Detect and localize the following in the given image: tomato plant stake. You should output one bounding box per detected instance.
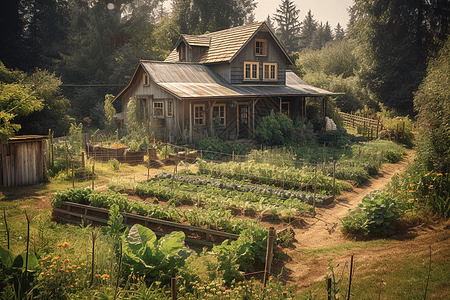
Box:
[347,255,354,300]
[313,166,317,217]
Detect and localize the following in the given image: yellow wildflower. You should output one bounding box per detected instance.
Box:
[436,173,443,176]
[62,242,69,247]
[408,199,414,202]
[409,190,414,193]
[410,184,416,187]
[429,185,434,189]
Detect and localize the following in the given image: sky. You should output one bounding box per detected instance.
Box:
[254,0,354,30]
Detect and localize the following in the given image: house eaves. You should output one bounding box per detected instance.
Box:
[136,61,338,100]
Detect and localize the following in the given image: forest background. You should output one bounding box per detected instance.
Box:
[1,0,450,171]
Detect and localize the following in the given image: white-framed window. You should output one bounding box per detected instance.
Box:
[263,63,277,81]
[167,100,173,117]
[154,102,164,117]
[213,104,226,125]
[244,61,259,80]
[143,73,149,86]
[255,39,267,56]
[194,104,205,125]
[281,101,290,117]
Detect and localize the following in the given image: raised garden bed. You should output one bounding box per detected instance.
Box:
[87,144,145,164]
[52,201,239,247]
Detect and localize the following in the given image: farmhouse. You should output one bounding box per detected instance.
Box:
[114,21,336,143]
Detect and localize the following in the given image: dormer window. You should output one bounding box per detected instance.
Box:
[255,39,267,56]
[244,61,259,80]
[143,73,149,86]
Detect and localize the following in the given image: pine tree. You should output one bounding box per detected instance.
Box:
[273,0,302,53]
[265,15,275,32]
[334,23,345,41]
[299,9,317,49]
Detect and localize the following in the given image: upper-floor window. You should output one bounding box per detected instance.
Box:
[213,104,226,125]
[263,63,277,81]
[244,62,259,80]
[154,102,164,117]
[255,39,267,56]
[194,104,205,125]
[143,73,149,86]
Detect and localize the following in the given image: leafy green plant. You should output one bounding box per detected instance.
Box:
[121,225,192,284]
[0,246,39,298]
[341,190,399,236]
[256,110,295,146]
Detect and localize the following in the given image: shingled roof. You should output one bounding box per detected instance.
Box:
[165,22,293,65]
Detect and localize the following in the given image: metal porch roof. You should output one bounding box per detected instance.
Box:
[141,61,337,100]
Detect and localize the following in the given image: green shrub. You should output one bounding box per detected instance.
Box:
[256,111,295,146]
[341,190,399,236]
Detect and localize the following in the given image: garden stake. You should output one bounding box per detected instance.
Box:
[263,227,276,289]
[347,255,354,300]
[171,277,177,300]
[423,245,432,300]
[92,165,95,190]
[89,231,97,288]
[3,209,9,249]
[377,270,383,300]
[24,210,31,274]
[114,241,123,300]
[326,277,332,300]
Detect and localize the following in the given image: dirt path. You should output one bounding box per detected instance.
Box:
[278,149,432,288]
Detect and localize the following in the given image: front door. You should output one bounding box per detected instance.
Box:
[238,104,249,139]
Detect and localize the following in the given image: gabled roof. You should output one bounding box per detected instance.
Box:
[165,22,293,65]
[113,61,337,102]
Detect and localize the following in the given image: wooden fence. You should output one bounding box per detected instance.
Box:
[337,112,382,140]
[52,201,239,247]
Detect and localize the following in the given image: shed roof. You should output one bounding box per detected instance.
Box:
[134,61,337,100]
[165,22,293,65]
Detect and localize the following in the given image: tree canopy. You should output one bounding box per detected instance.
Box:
[349,0,450,115]
[414,35,450,172]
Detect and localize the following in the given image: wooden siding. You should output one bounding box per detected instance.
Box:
[120,67,182,140]
[0,137,47,187]
[230,31,290,85]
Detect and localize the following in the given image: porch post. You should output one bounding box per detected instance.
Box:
[252,99,255,139]
[189,102,193,143]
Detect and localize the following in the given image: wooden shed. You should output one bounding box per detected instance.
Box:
[0,135,48,187]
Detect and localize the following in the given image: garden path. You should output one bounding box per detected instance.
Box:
[276,150,450,291]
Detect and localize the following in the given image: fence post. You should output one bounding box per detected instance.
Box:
[147,148,150,180]
[72,161,75,187]
[313,166,317,217]
[92,165,95,190]
[263,227,276,288]
[82,152,86,177]
[333,160,336,200]
[376,120,380,139]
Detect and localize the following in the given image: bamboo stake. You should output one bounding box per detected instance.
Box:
[423,245,432,300]
[327,277,332,300]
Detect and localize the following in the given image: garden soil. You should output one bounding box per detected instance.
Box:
[2,150,450,293]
